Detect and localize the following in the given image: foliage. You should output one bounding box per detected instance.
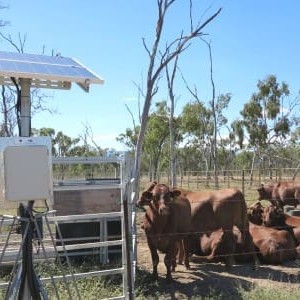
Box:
[116,126,140,151]
[239,74,295,151]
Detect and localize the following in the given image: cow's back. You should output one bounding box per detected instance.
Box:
[274,182,300,207]
[187,188,248,232]
[285,214,300,227]
[210,189,248,228]
[249,222,297,264]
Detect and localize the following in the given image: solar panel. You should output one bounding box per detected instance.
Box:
[0,51,104,92]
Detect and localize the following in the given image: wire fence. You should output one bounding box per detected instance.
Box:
[1,166,300,297]
[142,167,300,205]
[0,211,129,299]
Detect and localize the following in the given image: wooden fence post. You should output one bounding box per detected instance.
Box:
[242,169,245,195]
[227,172,230,188]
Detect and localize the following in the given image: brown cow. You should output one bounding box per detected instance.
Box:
[137,182,191,282]
[195,202,300,266]
[190,226,260,265]
[285,214,300,243]
[284,213,300,227]
[175,186,260,267]
[248,202,300,263]
[262,205,300,245]
[190,228,237,265]
[257,182,300,208]
[247,201,264,225]
[249,222,298,264]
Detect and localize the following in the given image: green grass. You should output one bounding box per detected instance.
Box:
[0,261,124,299]
[238,285,300,300]
[1,260,300,299]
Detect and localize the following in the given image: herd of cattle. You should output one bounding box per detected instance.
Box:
[137,181,300,282]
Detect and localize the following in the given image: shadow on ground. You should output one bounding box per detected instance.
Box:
[135,260,300,299]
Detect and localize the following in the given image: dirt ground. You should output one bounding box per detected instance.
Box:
[135,211,300,299]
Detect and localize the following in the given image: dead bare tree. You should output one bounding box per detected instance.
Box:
[79,122,104,155]
[166,52,179,187]
[132,0,222,196]
[0,32,57,136]
[202,38,218,189]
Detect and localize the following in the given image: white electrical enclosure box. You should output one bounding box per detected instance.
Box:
[0,137,53,206]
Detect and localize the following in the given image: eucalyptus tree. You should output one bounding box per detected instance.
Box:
[35,127,82,157]
[180,93,230,178]
[117,100,182,179]
[181,100,212,173]
[143,101,170,180]
[116,127,139,152]
[34,127,56,154]
[53,131,80,157]
[236,74,299,180]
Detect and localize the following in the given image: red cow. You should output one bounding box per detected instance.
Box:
[257,182,300,208]
[249,222,298,264]
[188,188,258,266]
[190,228,237,265]
[137,182,191,282]
[248,202,300,263]
[284,213,300,227]
[190,225,264,265]
[285,214,300,243]
[175,187,260,267]
[262,205,300,245]
[247,201,264,225]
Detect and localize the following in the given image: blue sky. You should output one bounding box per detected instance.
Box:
[1,1,300,150]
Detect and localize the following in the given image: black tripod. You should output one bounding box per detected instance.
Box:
[6,201,47,300]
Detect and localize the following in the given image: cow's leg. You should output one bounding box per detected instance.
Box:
[221,228,236,267]
[172,240,185,272]
[223,230,236,267]
[147,237,159,279]
[243,229,260,269]
[182,237,190,270]
[177,240,184,265]
[240,218,260,269]
[164,241,178,282]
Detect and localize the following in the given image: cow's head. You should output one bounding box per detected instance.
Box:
[262,205,285,227]
[137,181,158,207]
[257,183,273,200]
[247,201,264,225]
[137,182,181,216]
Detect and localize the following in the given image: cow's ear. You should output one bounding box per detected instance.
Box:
[172,189,182,198]
[145,181,157,192]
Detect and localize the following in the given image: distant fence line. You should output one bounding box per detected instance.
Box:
[141,168,300,204]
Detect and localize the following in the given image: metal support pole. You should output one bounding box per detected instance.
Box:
[123,193,134,300]
[20,78,31,137]
[17,78,45,299]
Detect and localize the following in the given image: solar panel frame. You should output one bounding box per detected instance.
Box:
[0,51,104,92]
